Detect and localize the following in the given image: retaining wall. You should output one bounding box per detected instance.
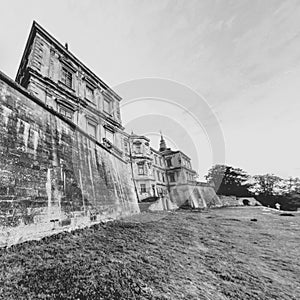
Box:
[0,72,139,246]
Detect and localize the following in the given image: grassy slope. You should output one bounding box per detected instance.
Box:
[0,207,299,299]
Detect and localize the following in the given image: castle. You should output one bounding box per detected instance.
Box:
[0,22,219,246]
[126,133,219,210]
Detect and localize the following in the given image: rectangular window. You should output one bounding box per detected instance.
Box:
[169,173,175,182]
[140,184,146,193]
[166,158,172,167]
[104,99,111,113]
[61,67,73,88]
[85,84,94,102]
[135,144,141,153]
[157,171,160,181]
[105,129,114,144]
[159,157,162,166]
[33,59,42,71]
[124,140,129,153]
[154,155,157,164]
[162,173,165,182]
[87,122,97,138]
[138,164,145,175]
[59,106,73,120]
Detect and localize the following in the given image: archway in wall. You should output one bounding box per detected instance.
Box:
[242,199,250,206]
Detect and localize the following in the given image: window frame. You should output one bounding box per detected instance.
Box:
[135,144,142,154]
[104,128,114,144]
[140,184,146,193]
[87,121,97,139]
[85,83,95,103]
[138,164,145,175]
[157,171,161,182]
[61,66,73,89]
[166,158,172,167]
[169,173,175,182]
[59,106,73,120]
[103,98,112,114]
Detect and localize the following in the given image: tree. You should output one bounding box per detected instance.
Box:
[250,174,282,196]
[281,177,300,195]
[205,164,251,196]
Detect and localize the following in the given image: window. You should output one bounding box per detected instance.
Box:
[138,164,145,175]
[154,155,157,164]
[140,184,146,193]
[104,98,111,113]
[85,84,94,102]
[105,129,114,144]
[124,140,129,153]
[135,144,141,153]
[157,171,161,182]
[169,173,175,182]
[33,60,42,71]
[159,157,162,166]
[162,173,165,182]
[61,67,73,88]
[59,106,73,120]
[166,158,172,167]
[87,122,97,138]
[181,158,185,166]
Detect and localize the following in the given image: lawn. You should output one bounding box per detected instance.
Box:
[0,207,299,299]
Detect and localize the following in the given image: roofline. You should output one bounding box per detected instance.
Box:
[15,21,122,101]
[150,147,161,154]
[129,134,150,142]
[162,149,191,160]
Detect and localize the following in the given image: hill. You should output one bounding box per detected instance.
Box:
[0,207,299,299]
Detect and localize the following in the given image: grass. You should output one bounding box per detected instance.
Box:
[0,207,299,299]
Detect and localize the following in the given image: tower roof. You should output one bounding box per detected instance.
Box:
[159,131,167,152]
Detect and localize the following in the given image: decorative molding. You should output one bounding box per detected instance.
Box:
[59,56,77,72]
[83,76,97,88]
[55,97,76,111]
[103,123,115,133]
[86,114,98,124]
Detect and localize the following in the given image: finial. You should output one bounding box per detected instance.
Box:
[160,130,164,139]
[159,130,167,152]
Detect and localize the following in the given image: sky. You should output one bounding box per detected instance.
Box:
[1,0,300,180]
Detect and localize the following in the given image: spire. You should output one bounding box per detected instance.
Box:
[159,131,167,152]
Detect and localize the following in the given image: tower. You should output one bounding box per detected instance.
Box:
[159,131,167,152]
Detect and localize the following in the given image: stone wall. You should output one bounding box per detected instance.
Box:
[218,195,239,207]
[0,72,139,246]
[218,196,261,207]
[237,197,261,206]
[139,197,178,212]
[170,184,222,208]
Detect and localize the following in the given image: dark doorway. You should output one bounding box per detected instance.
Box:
[242,199,250,206]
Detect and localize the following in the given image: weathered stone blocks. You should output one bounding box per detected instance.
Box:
[0,73,139,246]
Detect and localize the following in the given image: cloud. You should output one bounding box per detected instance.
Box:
[0,0,299,178]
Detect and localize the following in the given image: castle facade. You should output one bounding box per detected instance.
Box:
[0,22,220,246]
